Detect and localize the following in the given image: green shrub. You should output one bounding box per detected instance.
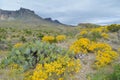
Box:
[24,29,32,35]
[107,24,120,32]
[89,31,102,41]
[37,33,44,39]
[0,41,74,71]
[77,31,102,41]
[0,28,7,41]
[20,36,26,42]
[90,64,120,80]
[108,64,120,80]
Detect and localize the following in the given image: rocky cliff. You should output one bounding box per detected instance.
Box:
[0,8,64,25]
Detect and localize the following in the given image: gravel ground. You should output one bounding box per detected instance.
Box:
[74,53,96,80]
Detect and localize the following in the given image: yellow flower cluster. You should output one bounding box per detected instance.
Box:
[88,42,112,52]
[101,33,109,39]
[24,71,32,80]
[91,28,103,33]
[88,42,118,68]
[14,42,23,48]
[80,30,87,35]
[78,26,109,40]
[70,38,118,68]
[56,35,66,42]
[91,26,108,33]
[42,36,55,43]
[9,63,20,69]
[95,50,118,68]
[31,56,81,80]
[42,35,66,43]
[70,38,90,54]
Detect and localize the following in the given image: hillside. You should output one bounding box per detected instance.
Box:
[0,8,70,28]
[0,23,120,80]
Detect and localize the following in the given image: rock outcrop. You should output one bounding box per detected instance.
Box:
[0,8,64,25]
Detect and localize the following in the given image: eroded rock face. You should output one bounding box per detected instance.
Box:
[44,18,62,24]
[0,8,66,26]
[0,8,36,20]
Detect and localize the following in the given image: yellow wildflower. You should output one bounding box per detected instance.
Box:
[42,36,55,43]
[56,35,66,42]
[14,42,23,48]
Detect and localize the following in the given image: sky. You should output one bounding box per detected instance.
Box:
[0,0,120,25]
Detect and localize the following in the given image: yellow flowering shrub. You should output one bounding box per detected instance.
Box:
[31,56,81,80]
[88,42,112,52]
[2,63,24,80]
[99,26,109,32]
[56,35,66,42]
[101,33,109,39]
[95,50,118,68]
[24,71,33,80]
[42,36,55,43]
[70,37,118,68]
[9,63,20,69]
[118,48,120,55]
[77,26,109,41]
[91,26,108,33]
[88,42,118,68]
[14,42,23,48]
[80,30,87,35]
[70,38,112,54]
[91,28,103,33]
[70,38,90,54]
[8,63,23,74]
[59,78,64,80]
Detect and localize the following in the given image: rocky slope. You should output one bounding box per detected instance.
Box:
[0,8,67,27]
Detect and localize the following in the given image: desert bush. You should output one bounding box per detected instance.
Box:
[0,41,75,71]
[88,42,112,52]
[107,24,120,32]
[56,35,66,42]
[89,31,102,41]
[0,63,24,80]
[31,56,81,80]
[70,38,118,68]
[88,42,118,68]
[101,33,109,39]
[37,33,44,39]
[42,36,55,43]
[89,68,109,80]
[108,64,120,80]
[20,36,26,42]
[95,50,118,68]
[77,27,109,41]
[90,64,120,80]
[0,41,81,80]
[70,38,90,54]
[0,28,7,41]
[24,29,32,35]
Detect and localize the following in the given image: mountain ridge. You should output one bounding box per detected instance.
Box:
[0,8,66,26]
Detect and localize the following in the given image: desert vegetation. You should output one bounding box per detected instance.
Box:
[0,24,120,80]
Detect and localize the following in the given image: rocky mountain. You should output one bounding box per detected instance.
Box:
[0,8,66,27]
[44,18,61,24]
[0,8,41,20]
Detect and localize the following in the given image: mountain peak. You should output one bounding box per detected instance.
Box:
[19,7,35,14]
[0,8,66,26]
[0,8,42,20]
[44,18,62,24]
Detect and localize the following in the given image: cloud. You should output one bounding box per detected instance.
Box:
[0,0,120,25]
